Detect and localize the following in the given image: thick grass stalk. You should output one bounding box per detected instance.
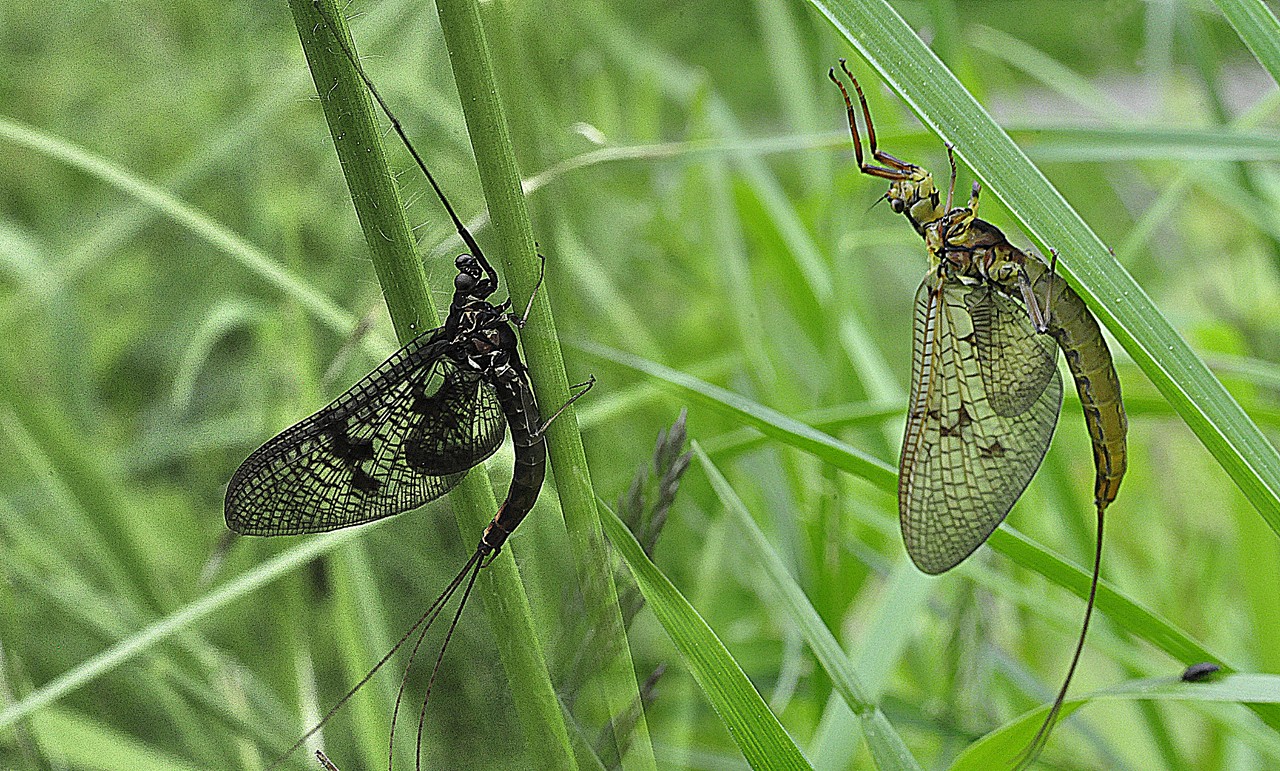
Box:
[287,2,576,766]
[431,1,657,767]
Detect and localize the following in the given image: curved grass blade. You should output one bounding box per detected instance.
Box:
[597,498,813,770]
[694,445,921,771]
[954,673,1280,769]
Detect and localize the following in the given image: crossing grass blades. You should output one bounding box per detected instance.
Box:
[224,6,591,768]
[829,60,1127,767]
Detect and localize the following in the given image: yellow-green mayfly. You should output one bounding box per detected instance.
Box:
[829,60,1126,765]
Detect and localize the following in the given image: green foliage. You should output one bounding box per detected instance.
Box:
[2,0,1279,769]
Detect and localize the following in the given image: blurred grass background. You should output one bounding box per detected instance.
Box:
[2,0,1279,769]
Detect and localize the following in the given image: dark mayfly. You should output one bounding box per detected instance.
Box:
[830,61,1126,765]
[225,7,588,768]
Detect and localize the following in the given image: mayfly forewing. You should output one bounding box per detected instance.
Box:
[226,333,506,536]
[899,278,1062,574]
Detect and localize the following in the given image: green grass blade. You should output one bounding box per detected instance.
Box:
[955,673,1280,769]
[695,444,921,771]
[288,3,576,765]
[578,341,895,488]
[806,0,1280,532]
[430,1,653,765]
[597,498,813,770]
[1213,0,1280,86]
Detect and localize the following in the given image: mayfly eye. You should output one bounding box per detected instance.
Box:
[890,198,905,213]
[455,272,477,291]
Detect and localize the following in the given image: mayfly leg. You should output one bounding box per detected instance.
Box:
[509,252,547,329]
[1015,249,1051,334]
[943,144,958,210]
[521,253,548,326]
[532,376,596,441]
[828,59,917,179]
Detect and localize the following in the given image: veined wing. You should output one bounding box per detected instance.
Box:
[898,276,1063,574]
[225,329,506,536]
[968,283,1059,416]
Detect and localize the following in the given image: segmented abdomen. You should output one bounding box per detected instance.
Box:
[1025,258,1127,509]
[481,371,546,551]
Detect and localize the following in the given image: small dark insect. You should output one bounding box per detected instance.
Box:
[829,60,1127,768]
[225,5,590,769]
[1181,662,1222,682]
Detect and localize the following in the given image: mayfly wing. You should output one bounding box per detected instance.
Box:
[968,279,1060,417]
[899,276,1063,574]
[225,330,507,536]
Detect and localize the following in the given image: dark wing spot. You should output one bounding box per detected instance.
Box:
[350,466,381,495]
[326,424,375,461]
[978,439,1007,458]
[940,404,974,438]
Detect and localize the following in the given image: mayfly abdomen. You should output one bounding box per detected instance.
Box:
[482,372,547,550]
[1025,258,1127,510]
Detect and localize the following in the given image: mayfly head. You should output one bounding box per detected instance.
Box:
[887,169,944,232]
[454,253,497,299]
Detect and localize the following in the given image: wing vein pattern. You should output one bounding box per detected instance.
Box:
[225,329,507,536]
[899,277,1063,574]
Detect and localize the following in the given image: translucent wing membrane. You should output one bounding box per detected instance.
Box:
[225,330,507,536]
[899,277,1063,574]
[968,284,1059,416]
